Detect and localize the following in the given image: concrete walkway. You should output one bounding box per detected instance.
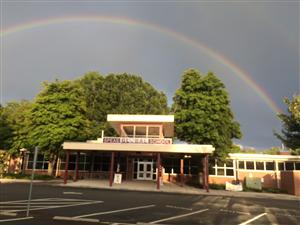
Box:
[55,179,300,201]
[1,178,299,201]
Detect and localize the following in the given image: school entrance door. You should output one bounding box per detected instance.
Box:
[137,161,153,180]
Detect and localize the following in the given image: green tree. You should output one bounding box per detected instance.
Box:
[1,100,32,155]
[275,95,300,155]
[78,72,169,138]
[172,69,242,158]
[28,80,91,175]
[0,105,13,150]
[262,147,280,155]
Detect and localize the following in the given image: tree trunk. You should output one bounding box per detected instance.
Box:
[47,154,57,176]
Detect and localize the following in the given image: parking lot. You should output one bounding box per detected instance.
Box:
[0,183,299,225]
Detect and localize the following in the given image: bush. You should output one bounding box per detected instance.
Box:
[209,183,225,190]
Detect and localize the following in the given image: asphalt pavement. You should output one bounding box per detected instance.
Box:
[0,183,299,225]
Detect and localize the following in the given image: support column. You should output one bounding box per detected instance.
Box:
[156,153,161,190]
[205,154,209,192]
[180,158,184,187]
[89,152,95,179]
[109,152,115,187]
[74,151,80,182]
[64,151,70,184]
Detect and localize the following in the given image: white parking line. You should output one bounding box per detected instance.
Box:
[4,202,90,205]
[53,216,99,223]
[238,213,267,225]
[148,208,209,224]
[165,205,192,211]
[74,204,156,218]
[219,209,250,215]
[0,216,33,223]
[7,200,103,213]
[0,198,53,204]
[0,211,17,216]
[63,192,83,195]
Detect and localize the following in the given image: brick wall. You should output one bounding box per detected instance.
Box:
[237,171,278,188]
[209,176,235,185]
[280,171,300,196]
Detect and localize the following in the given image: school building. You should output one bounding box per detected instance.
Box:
[6,114,300,196]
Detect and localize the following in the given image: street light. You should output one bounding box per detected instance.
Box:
[20,148,27,174]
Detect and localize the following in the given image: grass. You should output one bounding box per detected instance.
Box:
[243,186,287,194]
[1,173,54,180]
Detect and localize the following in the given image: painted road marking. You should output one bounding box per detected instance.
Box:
[0,216,33,223]
[53,216,99,223]
[74,204,156,218]
[0,211,17,216]
[63,192,83,195]
[7,201,103,213]
[219,209,251,215]
[165,205,192,211]
[4,202,89,205]
[0,198,53,204]
[0,198,103,214]
[238,213,267,225]
[148,208,209,224]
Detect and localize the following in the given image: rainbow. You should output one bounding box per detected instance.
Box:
[0,15,282,113]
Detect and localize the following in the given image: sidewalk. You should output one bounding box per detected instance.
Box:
[1,178,299,201]
[54,179,300,201]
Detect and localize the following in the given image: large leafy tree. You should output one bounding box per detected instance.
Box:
[1,100,32,155]
[78,72,169,138]
[275,95,300,155]
[28,80,91,175]
[0,105,13,150]
[172,69,242,158]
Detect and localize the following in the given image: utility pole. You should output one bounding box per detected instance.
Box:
[26,146,38,217]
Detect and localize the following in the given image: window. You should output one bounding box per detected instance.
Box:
[285,162,295,170]
[123,126,134,137]
[226,169,234,176]
[278,162,284,170]
[238,161,244,169]
[217,169,225,176]
[256,162,264,170]
[246,161,254,170]
[295,162,300,170]
[210,160,234,177]
[266,162,275,171]
[135,126,146,137]
[209,166,215,175]
[148,126,160,138]
[60,153,92,171]
[27,154,48,170]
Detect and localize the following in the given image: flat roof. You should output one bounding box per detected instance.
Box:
[63,142,214,154]
[107,114,174,123]
[229,153,300,161]
[107,114,174,137]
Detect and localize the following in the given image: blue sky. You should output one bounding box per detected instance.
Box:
[1,0,299,149]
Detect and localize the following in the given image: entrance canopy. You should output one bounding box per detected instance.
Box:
[63,142,214,154]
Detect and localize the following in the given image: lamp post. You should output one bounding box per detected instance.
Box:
[20,148,27,174]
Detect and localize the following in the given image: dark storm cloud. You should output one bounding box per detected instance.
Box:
[1,1,298,149]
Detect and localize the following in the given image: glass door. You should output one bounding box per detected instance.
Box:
[137,161,153,180]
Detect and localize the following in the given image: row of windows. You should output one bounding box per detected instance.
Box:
[28,153,127,172]
[209,160,300,177]
[210,160,234,177]
[238,161,300,171]
[27,154,48,170]
[122,125,161,138]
